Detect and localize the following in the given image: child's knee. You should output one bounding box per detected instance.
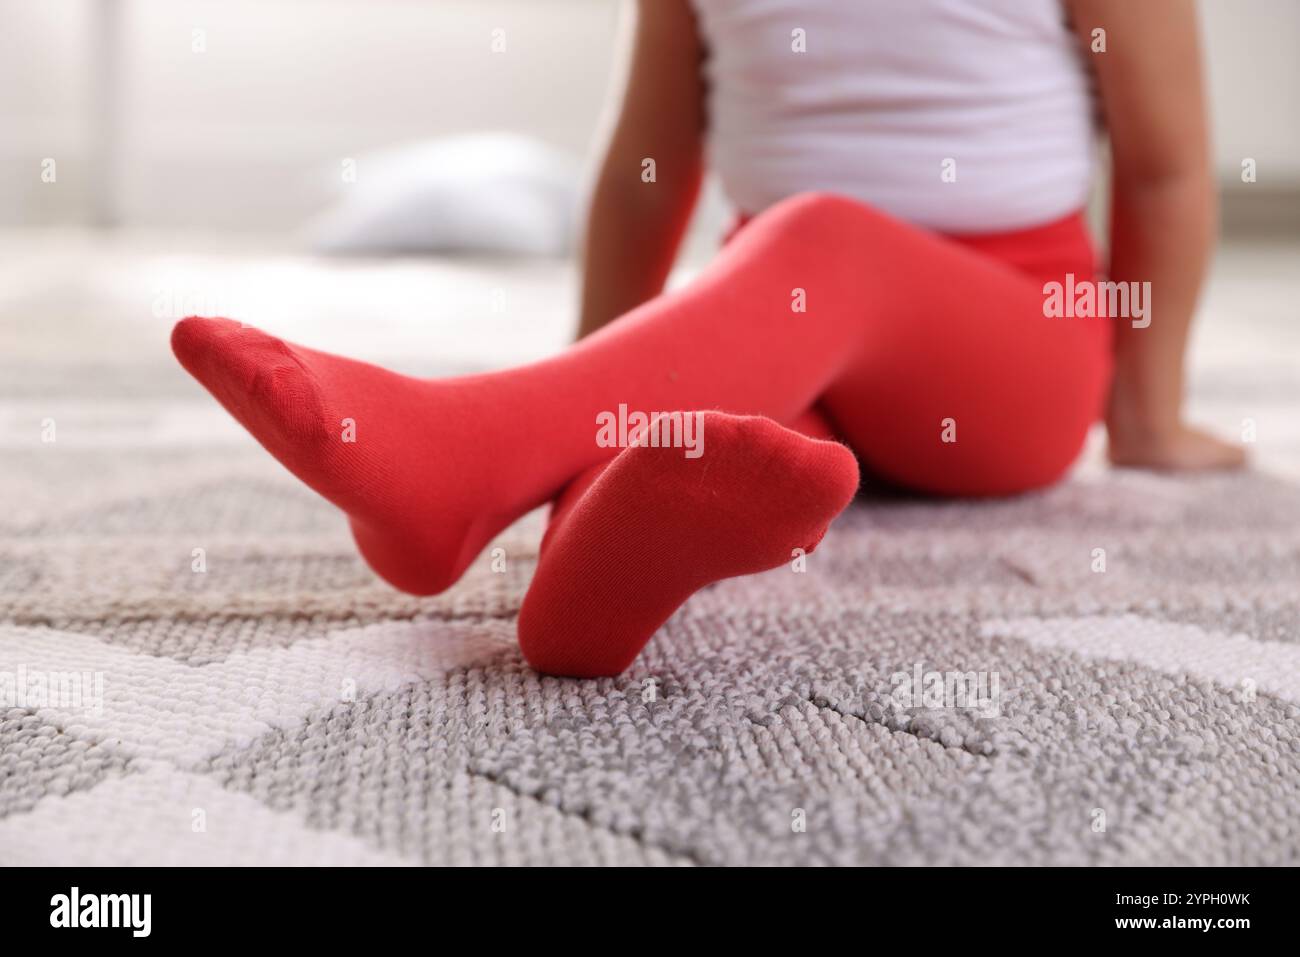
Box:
[761,190,890,241]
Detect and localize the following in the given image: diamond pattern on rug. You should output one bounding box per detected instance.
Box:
[4,247,1299,865]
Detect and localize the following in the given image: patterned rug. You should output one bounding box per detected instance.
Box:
[2,236,1298,866]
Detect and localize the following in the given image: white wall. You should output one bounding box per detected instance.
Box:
[0,0,623,228]
[1201,0,1300,190]
[0,0,96,223]
[1,0,1296,229]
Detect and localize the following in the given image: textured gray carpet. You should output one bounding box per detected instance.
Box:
[2,237,1298,865]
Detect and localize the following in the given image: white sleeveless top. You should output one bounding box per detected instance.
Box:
[691,0,1097,234]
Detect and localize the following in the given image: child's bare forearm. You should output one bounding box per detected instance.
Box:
[575,0,705,340]
[1064,0,1240,469]
[577,160,702,339]
[1105,166,1216,435]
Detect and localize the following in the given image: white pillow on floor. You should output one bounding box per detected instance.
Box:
[306,133,582,257]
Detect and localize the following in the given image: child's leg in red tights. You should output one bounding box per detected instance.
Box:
[519,409,853,677]
[172,192,1111,605]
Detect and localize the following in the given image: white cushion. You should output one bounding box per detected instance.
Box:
[306,133,582,257]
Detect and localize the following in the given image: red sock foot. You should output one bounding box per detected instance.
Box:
[171,316,533,595]
[517,413,859,677]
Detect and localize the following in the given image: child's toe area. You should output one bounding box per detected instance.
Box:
[171,316,327,452]
[170,316,243,367]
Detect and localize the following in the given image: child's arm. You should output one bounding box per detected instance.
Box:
[1067,0,1245,470]
[576,0,705,339]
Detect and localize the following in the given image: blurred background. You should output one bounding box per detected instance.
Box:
[1,0,1297,459]
[5,0,1298,236]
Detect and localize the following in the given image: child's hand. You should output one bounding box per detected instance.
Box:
[1106,421,1247,472]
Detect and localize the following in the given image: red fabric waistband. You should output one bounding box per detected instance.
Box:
[726,205,1098,284]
